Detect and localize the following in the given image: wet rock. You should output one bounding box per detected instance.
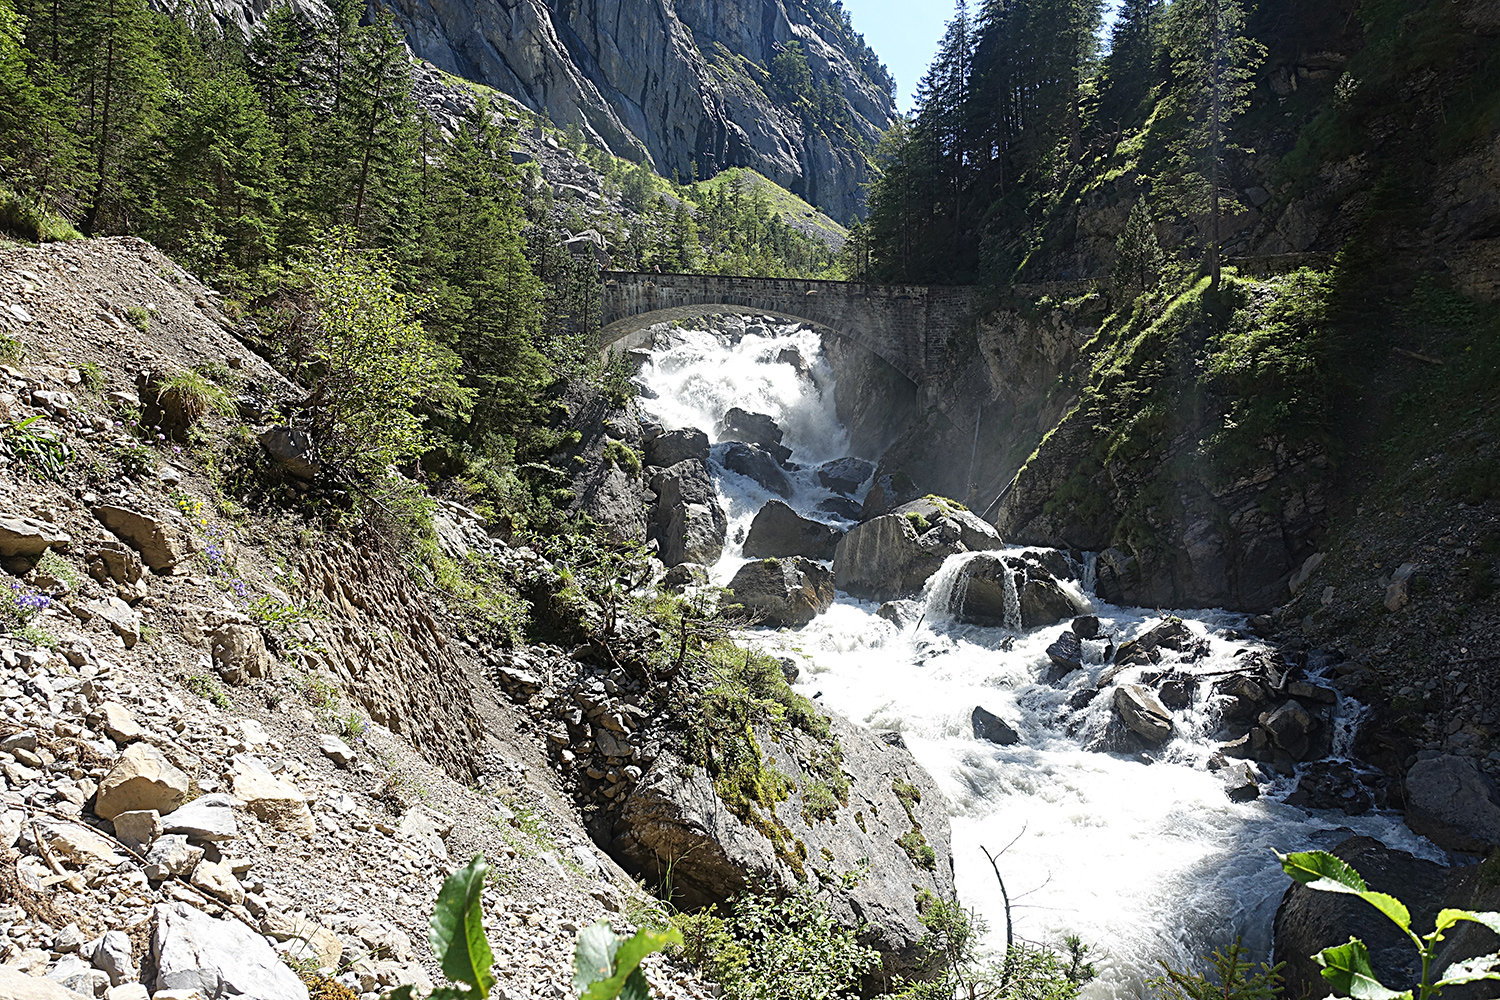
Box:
[161,794,237,842]
[1156,674,1193,709]
[95,743,191,820]
[718,408,791,463]
[1404,755,1500,853]
[834,513,960,602]
[1215,673,1271,720]
[947,551,1087,629]
[650,459,727,566]
[1114,618,1209,667]
[875,600,924,629]
[152,901,310,999]
[727,557,835,627]
[1045,631,1083,679]
[1113,684,1173,744]
[644,427,709,468]
[1284,761,1375,815]
[816,458,875,495]
[742,501,842,561]
[661,562,709,591]
[721,442,792,498]
[1260,701,1315,761]
[93,505,191,572]
[1288,680,1337,705]
[859,471,923,519]
[1220,761,1262,802]
[972,707,1020,746]
[1071,615,1101,639]
[258,426,318,481]
[816,496,864,520]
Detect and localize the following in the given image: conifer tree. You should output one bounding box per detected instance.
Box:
[1110,196,1164,302]
[1099,0,1163,130]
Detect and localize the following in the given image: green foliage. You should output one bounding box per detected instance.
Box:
[602,439,642,475]
[124,306,150,332]
[430,855,496,995]
[573,922,682,1000]
[1150,940,1281,1000]
[185,674,230,708]
[156,368,236,425]
[0,186,81,242]
[673,879,879,1000]
[1111,197,1164,302]
[1278,849,1500,999]
[897,829,937,870]
[247,594,323,652]
[904,511,932,534]
[2,416,71,481]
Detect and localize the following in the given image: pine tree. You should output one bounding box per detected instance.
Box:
[336,13,419,246]
[1110,196,1164,301]
[1099,0,1163,130]
[0,0,90,211]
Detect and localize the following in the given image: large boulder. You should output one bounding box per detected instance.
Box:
[230,755,315,838]
[95,744,191,821]
[834,497,1004,602]
[727,558,835,627]
[717,408,791,463]
[611,713,954,979]
[742,501,842,561]
[152,902,309,999]
[1113,685,1173,744]
[972,706,1020,745]
[1404,755,1500,853]
[650,459,726,567]
[209,624,270,685]
[93,505,191,572]
[258,426,318,481]
[816,458,875,495]
[720,443,792,498]
[947,550,1088,629]
[645,427,709,468]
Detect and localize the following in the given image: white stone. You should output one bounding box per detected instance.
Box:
[152,903,309,1000]
[160,794,237,842]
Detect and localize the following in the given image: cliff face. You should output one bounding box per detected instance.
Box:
[380,0,894,220]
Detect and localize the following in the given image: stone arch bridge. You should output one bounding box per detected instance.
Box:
[598,271,978,420]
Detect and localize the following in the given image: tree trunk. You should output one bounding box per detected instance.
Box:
[1208,0,1223,291]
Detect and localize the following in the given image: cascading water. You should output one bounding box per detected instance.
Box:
[633,318,1443,998]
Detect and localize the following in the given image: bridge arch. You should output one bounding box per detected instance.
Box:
[598,272,978,424]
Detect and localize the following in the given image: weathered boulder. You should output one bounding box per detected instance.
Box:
[817,496,864,520]
[727,557,835,627]
[258,426,318,481]
[0,514,70,566]
[95,744,191,821]
[230,755,315,838]
[875,600,924,629]
[661,562,709,591]
[718,408,791,463]
[742,501,842,561]
[1072,615,1101,639]
[650,459,727,567]
[91,702,144,744]
[611,712,953,978]
[644,427,709,468]
[1260,701,1315,761]
[834,497,1003,602]
[945,551,1088,630]
[0,966,92,1000]
[1404,755,1500,853]
[1113,685,1173,744]
[1283,761,1376,815]
[190,860,245,905]
[859,471,923,519]
[160,793,238,842]
[972,706,1020,745]
[1045,631,1083,678]
[1114,617,1209,667]
[209,624,270,685]
[93,505,191,572]
[720,442,792,498]
[87,541,142,586]
[152,902,310,999]
[815,458,875,495]
[88,597,142,648]
[111,810,161,854]
[144,835,204,880]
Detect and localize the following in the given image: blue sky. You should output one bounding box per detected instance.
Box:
[841,1,1122,115]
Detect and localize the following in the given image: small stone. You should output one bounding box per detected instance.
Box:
[94,743,191,820]
[971,706,1020,745]
[318,735,355,767]
[53,923,85,953]
[189,859,245,905]
[37,820,126,867]
[88,930,134,987]
[1,730,38,753]
[230,754,314,838]
[110,809,162,854]
[92,702,144,744]
[160,793,237,842]
[105,986,150,1000]
[144,834,203,880]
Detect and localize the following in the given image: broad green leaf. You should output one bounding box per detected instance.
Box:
[1278,851,1411,931]
[1315,939,1412,1000]
[1435,909,1500,935]
[576,924,684,1000]
[1437,952,1500,986]
[429,855,497,994]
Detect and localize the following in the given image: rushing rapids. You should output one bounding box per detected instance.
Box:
[632,318,1443,999]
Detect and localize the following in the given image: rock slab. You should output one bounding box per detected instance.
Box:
[152,902,310,1000]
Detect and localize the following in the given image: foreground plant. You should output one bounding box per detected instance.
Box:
[573,921,682,999]
[1278,849,1500,999]
[1150,939,1280,1000]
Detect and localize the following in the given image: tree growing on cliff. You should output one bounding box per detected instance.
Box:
[1111,196,1165,302]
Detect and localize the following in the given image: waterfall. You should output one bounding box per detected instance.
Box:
[634,318,1444,999]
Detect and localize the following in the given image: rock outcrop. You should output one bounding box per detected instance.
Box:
[717,408,791,464]
[742,501,841,561]
[1403,755,1500,853]
[833,496,1003,601]
[727,557,835,627]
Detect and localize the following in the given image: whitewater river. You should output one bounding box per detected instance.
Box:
[634,319,1442,998]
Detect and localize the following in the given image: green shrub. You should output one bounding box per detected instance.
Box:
[3,416,71,481]
[157,368,236,424]
[185,675,229,708]
[602,439,642,475]
[1151,939,1281,1000]
[904,511,931,534]
[897,829,937,870]
[0,186,81,243]
[125,306,151,332]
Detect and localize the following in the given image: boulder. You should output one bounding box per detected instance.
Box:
[0,966,93,1000]
[190,860,245,905]
[1404,755,1500,853]
[152,902,310,999]
[144,835,203,880]
[611,713,954,978]
[945,551,1087,630]
[92,702,144,744]
[742,501,842,561]
[727,558,835,627]
[92,505,190,571]
[88,541,142,586]
[209,624,270,684]
[110,810,162,854]
[160,793,237,842]
[259,426,318,481]
[661,563,709,591]
[644,427,709,468]
[815,458,875,495]
[894,498,1003,553]
[859,471,923,519]
[1071,615,1101,639]
[717,408,791,463]
[95,744,191,820]
[88,597,142,648]
[875,600,924,630]
[971,706,1020,745]
[817,496,864,520]
[318,735,355,767]
[1019,576,1090,631]
[0,514,70,563]
[1045,631,1083,678]
[36,820,127,868]
[650,459,726,567]
[1113,685,1173,744]
[1284,761,1375,815]
[721,442,792,498]
[834,499,1003,602]
[1114,617,1209,667]
[230,755,315,838]
[1260,701,1315,761]
[89,931,134,987]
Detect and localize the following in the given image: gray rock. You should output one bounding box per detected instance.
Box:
[834,506,979,602]
[1071,615,1101,639]
[1114,685,1173,744]
[612,712,952,978]
[717,409,791,463]
[1045,631,1083,678]
[144,835,203,880]
[209,624,270,684]
[815,458,875,495]
[87,597,142,648]
[0,807,22,850]
[1405,755,1500,853]
[93,505,191,571]
[1114,617,1209,667]
[817,496,865,520]
[152,902,310,999]
[259,426,318,481]
[742,501,842,561]
[661,562,709,591]
[1260,701,1315,761]
[727,557,835,627]
[90,931,134,986]
[111,809,162,854]
[0,513,71,561]
[43,956,94,995]
[947,551,1088,630]
[972,706,1020,745]
[875,600,924,630]
[0,966,93,999]
[160,794,237,842]
[644,428,709,468]
[721,443,792,499]
[318,735,355,767]
[650,459,726,567]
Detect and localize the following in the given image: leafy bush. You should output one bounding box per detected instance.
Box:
[0,185,81,243]
[574,921,682,999]
[602,439,642,475]
[1278,849,1500,998]
[3,416,71,481]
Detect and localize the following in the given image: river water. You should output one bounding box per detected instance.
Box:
[633,319,1441,998]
